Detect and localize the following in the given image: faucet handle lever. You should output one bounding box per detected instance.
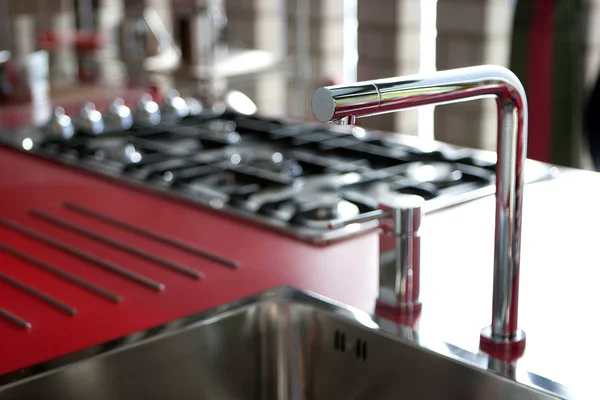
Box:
[378,194,424,236]
[328,194,425,236]
[328,209,389,230]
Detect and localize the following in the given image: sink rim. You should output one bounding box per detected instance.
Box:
[0,286,576,399]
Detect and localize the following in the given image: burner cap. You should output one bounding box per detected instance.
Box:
[291,190,360,229]
[405,162,462,185]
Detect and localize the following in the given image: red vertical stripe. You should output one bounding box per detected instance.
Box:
[526,0,555,162]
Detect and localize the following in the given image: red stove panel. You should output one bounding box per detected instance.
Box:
[0,146,379,376]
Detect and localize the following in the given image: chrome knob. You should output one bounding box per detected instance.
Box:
[162,90,190,120]
[185,97,204,116]
[106,98,133,130]
[135,93,161,125]
[44,107,75,140]
[77,102,105,135]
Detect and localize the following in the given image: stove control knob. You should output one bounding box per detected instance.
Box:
[106,98,133,130]
[162,90,190,120]
[185,97,204,116]
[135,93,161,125]
[77,102,105,135]
[44,107,75,140]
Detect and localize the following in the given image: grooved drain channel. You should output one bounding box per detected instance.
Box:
[0,202,240,331]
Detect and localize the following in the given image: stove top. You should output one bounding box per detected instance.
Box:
[0,95,556,243]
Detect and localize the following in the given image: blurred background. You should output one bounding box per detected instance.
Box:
[0,0,598,169]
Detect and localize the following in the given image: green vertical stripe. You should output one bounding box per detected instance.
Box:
[551,0,584,168]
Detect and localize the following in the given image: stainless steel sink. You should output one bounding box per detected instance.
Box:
[0,287,574,399]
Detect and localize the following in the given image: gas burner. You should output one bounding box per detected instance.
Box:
[81,137,144,165]
[404,162,463,187]
[3,106,554,243]
[290,193,361,230]
[205,119,242,144]
[226,148,304,179]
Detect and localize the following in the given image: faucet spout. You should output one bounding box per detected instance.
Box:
[312,65,528,358]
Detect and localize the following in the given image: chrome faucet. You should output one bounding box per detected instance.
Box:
[311,65,528,358]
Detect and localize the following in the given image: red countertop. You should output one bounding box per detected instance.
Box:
[0,146,379,376]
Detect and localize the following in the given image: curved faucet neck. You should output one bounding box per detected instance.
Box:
[312,65,528,356]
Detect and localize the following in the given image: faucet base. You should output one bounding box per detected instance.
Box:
[480,326,526,361]
[375,299,422,316]
[375,300,421,330]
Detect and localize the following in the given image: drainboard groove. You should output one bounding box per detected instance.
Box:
[62,201,240,269]
[30,209,204,280]
[0,272,77,316]
[0,218,165,292]
[0,242,122,303]
[0,308,31,330]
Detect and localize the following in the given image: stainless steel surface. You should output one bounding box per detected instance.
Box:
[0,217,166,292]
[312,65,527,346]
[0,287,572,399]
[0,242,122,303]
[0,272,77,316]
[330,194,424,311]
[63,201,241,269]
[30,209,203,280]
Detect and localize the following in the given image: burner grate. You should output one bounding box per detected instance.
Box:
[1,108,554,242]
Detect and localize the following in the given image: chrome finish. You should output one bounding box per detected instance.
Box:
[0,217,165,292]
[162,90,190,120]
[328,209,387,228]
[106,98,133,131]
[312,65,527,345]
[379,194,423,310]
[77,102,104,135]
[224,90,258,116]
[0,242,122,303]
[185,97,204,116]
[0,272,77,316]
[0,287,572,399]
[63,201,241,269]
[0,308,31,330]
[30,209,203,280]
[44,107,75,140]
[330,194,424,311]
[134,93,161,125]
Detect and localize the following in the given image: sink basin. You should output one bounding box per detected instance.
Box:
[0,287,573,399]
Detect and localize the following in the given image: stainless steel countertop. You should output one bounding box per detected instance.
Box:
[415,166,599,393]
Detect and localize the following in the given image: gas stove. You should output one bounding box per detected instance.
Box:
[0,95,556,243]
